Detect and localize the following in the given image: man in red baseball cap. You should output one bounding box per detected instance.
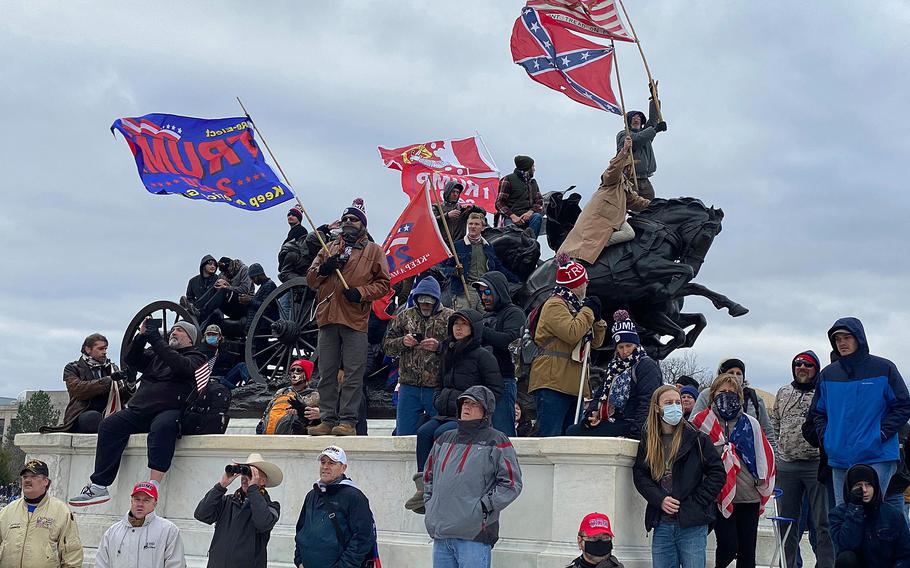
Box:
[567,512,624,568]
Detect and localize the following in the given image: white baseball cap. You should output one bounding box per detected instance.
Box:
[319,445,347,465]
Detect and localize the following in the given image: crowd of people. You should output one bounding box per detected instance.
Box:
[13,106,910,567]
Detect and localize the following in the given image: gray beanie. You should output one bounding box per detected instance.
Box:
[172,321,198,345]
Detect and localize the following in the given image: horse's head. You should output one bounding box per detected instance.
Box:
[677,205,724,277]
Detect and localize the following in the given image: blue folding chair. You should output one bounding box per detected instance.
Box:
[768,487,796,568]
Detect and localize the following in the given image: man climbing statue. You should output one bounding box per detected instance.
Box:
[615,82,667,200]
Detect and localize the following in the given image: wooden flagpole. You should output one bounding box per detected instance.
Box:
[427,178,471,299]
[236,97,348,289]
[617,0,663,122]
[610,40,640,195]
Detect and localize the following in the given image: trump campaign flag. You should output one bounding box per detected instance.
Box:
[382,182,451,285]
[511,8,621,114]
[111,113,294,211]
[378,135,500,212]
[526,0,634,41]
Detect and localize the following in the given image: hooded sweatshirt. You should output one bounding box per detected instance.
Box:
[93,511,184,568]
[615,98,660,178]
[424,385,523,547]
[435,180,487,241]
[475,271,525,378]
[383,277,454,388]
[812,317,910,469]
[829,464,910,565]
[433,310,503,419]
[186,254,218,304]
[771,350,822,462]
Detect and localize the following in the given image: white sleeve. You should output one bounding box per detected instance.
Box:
[163,525,186,568]
[93,529,112,568]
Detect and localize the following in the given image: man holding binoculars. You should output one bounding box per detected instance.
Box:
[194,453,283,568]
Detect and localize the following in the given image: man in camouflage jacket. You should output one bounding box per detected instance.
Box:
[383,276,453,436]
[771,351,834,568]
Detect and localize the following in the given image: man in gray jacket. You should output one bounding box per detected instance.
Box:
[614,85,666,200]
[424,385,523,568]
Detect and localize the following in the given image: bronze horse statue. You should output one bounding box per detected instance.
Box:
[519,196,748,361]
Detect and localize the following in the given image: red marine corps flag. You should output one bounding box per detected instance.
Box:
[382,182,451,286]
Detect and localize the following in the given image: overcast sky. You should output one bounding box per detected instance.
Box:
[2,1,908,398]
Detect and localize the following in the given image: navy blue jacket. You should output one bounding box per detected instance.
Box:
[294,477,376,568]
[442,238,518,296]
[812,317,910,468]
[829,465,910,566]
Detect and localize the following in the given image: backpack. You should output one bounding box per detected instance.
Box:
[181,380,231,435]
[509,303,544,379]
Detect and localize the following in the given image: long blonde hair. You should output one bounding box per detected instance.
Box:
[644,385,685,481]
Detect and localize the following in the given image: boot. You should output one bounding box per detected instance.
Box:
[308,422,334,436]
[331,422,356,436]
[404,473,425,514]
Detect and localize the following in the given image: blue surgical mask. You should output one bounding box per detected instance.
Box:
[205,336,219,346]
[661,403,683,426]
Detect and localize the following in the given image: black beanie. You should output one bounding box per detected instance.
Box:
[719,358,746,377]
[846,464,877,489]
[514,155,534,171]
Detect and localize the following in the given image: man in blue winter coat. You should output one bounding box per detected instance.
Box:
[294,446,377,568]
[442,213,518,311]
[812,316,910,507]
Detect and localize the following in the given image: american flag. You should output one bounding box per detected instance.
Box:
[692,408,776,518]
[526,0,634,41]
[195,354,217,393]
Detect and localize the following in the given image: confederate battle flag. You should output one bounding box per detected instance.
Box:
[511,7,621,114]
[381,181,451,286]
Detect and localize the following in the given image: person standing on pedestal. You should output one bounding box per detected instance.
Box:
[633,386,725,568]
[614,84,667,201]
[306,200,391,436]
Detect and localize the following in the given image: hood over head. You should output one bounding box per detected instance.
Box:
[447,308,483,338]
[199,254,216,276]
[411,276,442,315]
[791,350,821,381]
[827,317,869,361]
[442,180,464,204]
[473,270,512,311]
[844,463,882,508]
[457,385,496,416]
[625,110,647,129]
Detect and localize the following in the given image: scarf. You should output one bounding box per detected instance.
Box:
[692,407,776,517]
[81,355,123,417]
[602,345,645,416]
[552,286,593,345]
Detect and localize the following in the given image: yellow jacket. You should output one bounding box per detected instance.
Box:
[0,494,83,568]
[529,296,607,397]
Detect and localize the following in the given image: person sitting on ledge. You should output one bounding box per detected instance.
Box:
[567,310,661,438]
[257,359,320,435]
[41,333,133,435]
[496,154,544,237]
[557,136,650,265]
[566,512,624,568]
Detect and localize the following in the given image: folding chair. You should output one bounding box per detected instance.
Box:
[768,487,796,568]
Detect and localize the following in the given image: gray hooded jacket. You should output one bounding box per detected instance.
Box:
[424,385,523,546]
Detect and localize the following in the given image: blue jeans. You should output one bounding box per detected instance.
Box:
[534,388,577,437]
[504,212,543,237]
[651,522,708,568]
[432,538,491,568]
[492,377,517,436]
[416,419,458,472]
[396,385,437,436]
[832,461,902,508]
[219,362,249,390]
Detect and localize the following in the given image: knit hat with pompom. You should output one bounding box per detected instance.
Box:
[611,309,640,345]
[342,197,368,227]
[555,252,588,289]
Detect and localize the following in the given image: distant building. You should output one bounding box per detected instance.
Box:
[0,391,67,440]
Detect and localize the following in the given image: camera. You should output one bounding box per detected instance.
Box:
[412,333,424,343]
[145,318,162,331]
[225,464,252,477]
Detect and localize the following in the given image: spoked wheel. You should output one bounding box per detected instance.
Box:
[120,300,197,382]
[244,278,318,384]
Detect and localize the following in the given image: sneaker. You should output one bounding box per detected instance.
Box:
[308,422,334,436]
[69,484,110,507]
[331,422,357,436]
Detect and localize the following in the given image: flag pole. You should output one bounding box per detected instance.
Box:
[617,0,663,122]
[610,40,640,195]
[236,97,349,289]
[427,178,471,299]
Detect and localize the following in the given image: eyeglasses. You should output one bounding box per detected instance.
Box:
[793,361,815,368]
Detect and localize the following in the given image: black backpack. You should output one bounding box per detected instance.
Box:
[181,380,231,435]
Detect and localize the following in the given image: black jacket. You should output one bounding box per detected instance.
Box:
[187,254,218,304]
[632,424,726,531]
[597,356,661,440]
[294,476,376,568]
[124,334,207,412]
[194,483,280,568]
[566,556,624,568]
[278,225,314,283]
[434,309,503,419]
[477,271,525,379]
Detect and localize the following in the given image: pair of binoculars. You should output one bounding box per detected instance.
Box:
[225,464,252,477]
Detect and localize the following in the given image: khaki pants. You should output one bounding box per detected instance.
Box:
[607,221,635,246]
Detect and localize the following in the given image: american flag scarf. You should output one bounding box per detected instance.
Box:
[692,407,776,518]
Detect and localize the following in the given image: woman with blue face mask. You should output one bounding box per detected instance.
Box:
[632,385,726,568]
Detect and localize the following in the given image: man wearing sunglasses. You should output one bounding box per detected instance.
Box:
[771,351,834,568]
[306,199,390,437]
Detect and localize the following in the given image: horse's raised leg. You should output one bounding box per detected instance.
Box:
[676,312,708,348]
[635,309,687,361]
[680,282,748,317]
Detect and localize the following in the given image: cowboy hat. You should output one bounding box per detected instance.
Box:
[237,453,283,488]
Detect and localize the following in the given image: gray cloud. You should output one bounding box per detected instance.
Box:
[1,1,907,396]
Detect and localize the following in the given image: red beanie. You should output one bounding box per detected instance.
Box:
[290,359,314,381]
[555,252,588,289]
